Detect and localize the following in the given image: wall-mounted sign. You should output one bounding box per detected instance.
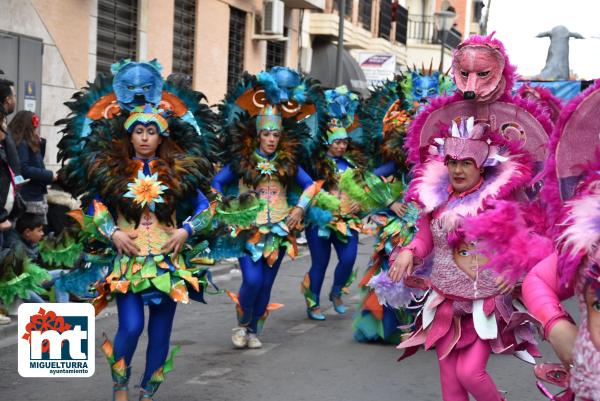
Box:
[24,80,36,99]
[357,52,396,88]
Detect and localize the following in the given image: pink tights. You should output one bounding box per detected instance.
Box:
[437,338,502,401]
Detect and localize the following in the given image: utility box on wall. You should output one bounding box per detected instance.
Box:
[0,31,43,118]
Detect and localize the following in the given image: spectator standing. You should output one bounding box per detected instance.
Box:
[0,77,22,177]
[10,111,56,224]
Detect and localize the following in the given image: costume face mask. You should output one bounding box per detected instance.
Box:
[453,241,490,280]
[452,45,505,102]
[112,60,164,111]
[411,71,440,102]
[585,286,600,351]
[585,258,600,351]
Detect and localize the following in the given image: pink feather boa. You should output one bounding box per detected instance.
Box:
[462,200,554,283]
[405,136,540,280]
[555,169,600,289]
[540,79,600,239]
[407,135,534,223]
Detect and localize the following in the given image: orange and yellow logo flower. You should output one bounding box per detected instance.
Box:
[124,171,168,211]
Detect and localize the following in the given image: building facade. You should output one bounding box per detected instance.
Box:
[0,0,486,170]
[405,0,486,71]
[0,0,320,169]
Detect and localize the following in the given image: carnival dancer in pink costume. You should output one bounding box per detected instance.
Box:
[389,116,542,401]
[386,34,556,401]
[523,79,600,401]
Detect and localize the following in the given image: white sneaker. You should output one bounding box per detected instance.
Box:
[246,333,262,349]
[296,236,307,245]
[231,327,248,349]
[0,314,11,325]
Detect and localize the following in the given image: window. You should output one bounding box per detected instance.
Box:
[266,29,287,69]
[172,0,196,77]
[332,0,353,19]
[395,4,408,44]
[378,0,392,40]
[96,0,138,76]
[227,7,246,91]
[358,0,372,31]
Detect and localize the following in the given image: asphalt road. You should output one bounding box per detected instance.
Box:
[0,237,567,401]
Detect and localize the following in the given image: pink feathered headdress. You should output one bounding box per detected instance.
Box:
[432,116,508,169]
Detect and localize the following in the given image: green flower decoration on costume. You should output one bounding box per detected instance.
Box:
[256,160,276,176]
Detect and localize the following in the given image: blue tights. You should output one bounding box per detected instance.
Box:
[113,292,177,387]
[237,249,285,333]
[305,225,359,306]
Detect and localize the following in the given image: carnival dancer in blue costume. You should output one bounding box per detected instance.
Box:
[56,60,221,401]
[214,67,321,349]
[351,68,453,343]
[299,86,370,320]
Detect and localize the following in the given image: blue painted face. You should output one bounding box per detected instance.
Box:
[112,62,164,111]
[411,71,440,103]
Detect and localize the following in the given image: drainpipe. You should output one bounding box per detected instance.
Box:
[421,0,426,42]
[335,0,346,86]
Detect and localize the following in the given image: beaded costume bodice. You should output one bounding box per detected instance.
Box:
[117,211,173,256]
[429,218,499,300]
[570,274,600,400]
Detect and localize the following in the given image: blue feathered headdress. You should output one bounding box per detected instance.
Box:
[256,66,308,105]
[325,85,359,128]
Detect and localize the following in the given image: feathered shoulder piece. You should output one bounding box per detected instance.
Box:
[540,79,600,234]
[554,166,600,289]
[406,117,534,231]
[57,59,219,197]
[357,76,408,170]
[68,112,215,226]
[217,67,319,186]
[358,66,454,172]
[516,84,562,124]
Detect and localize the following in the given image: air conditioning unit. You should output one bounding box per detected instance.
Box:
[262,0,285,35]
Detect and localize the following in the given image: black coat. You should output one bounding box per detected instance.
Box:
[0,142,24,224]
[17,138,53,202]
[0,126,21,175]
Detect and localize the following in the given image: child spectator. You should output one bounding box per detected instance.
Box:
[6,213,69,302]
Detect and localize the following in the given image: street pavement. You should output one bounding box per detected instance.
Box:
[0,237,568,401]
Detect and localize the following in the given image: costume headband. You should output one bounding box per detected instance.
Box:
[256,103,282,132]
[125,104,169,136]
[433,116,507,168]
[326,118,348,144]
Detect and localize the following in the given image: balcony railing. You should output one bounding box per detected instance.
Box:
[407,14,462,49]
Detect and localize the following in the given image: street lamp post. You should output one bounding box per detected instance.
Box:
[335,0,346,86]
[434,10,456,70]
